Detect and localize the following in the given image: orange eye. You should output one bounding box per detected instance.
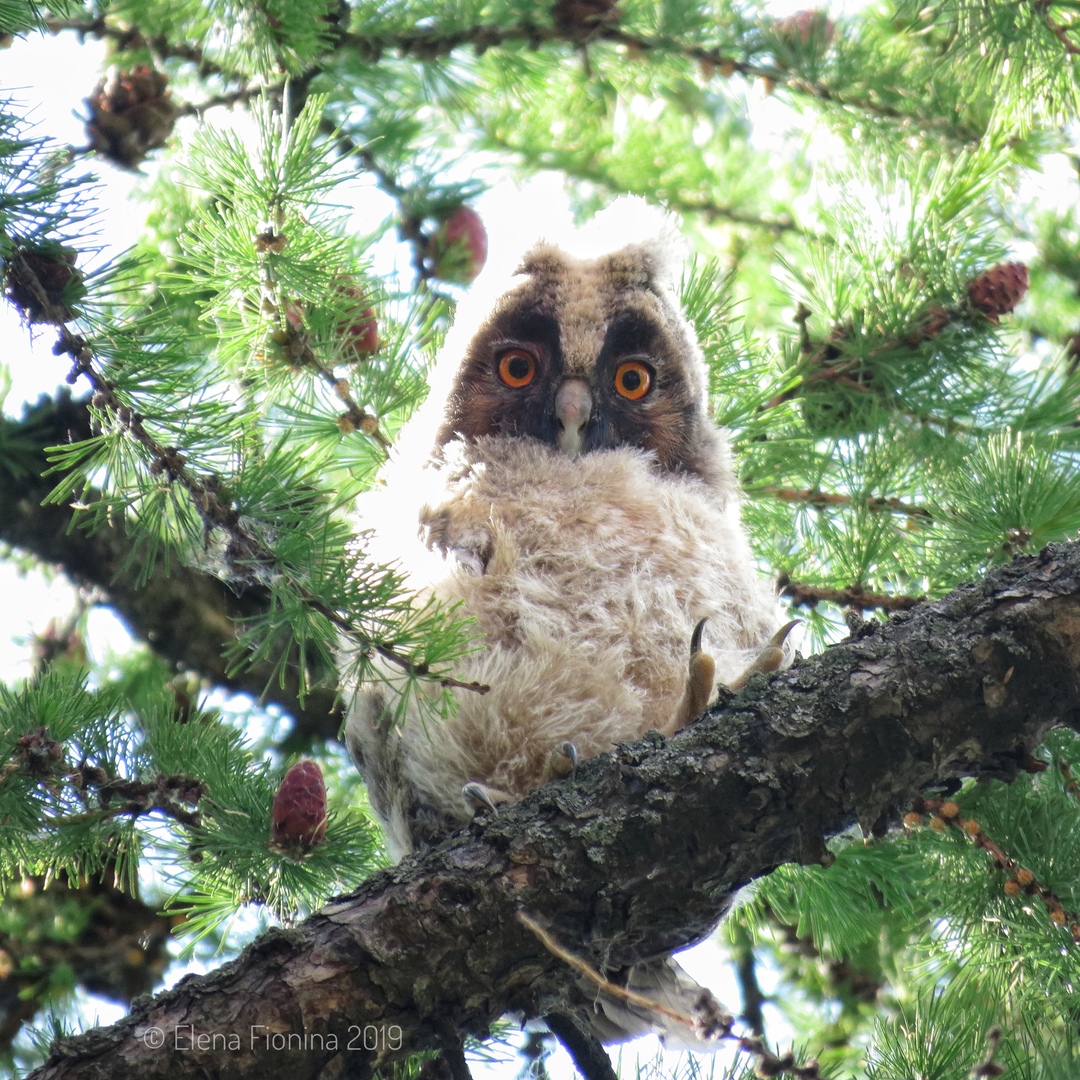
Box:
[614,360,653,400]
[497,348,536,388]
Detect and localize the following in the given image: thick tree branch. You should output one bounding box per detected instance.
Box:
[1,393,341,740]
[29,541,1080,1080]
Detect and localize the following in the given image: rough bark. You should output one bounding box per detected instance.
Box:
[0,394,341,739]
[29,541,1080,1080]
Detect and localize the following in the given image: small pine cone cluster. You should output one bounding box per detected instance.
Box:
[967,262,1029,323]
[85,65,177,170]
[4,246,83,324]
[271,760,328,855]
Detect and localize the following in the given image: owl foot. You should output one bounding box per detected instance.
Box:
[462,781,514,816]
[674,618,717,728]
[728,619,800,691]
[547,741,579,780]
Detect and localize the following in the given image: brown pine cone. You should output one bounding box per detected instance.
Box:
[85,65,177,170]
[5,246,83,324]
[270,760,328,854]
[552,0,619,37]
[966,262,1029,323]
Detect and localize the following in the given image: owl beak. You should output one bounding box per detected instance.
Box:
[555,378,592,457]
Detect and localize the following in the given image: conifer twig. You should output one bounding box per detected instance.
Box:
[516,912,707,1034]
[516,912,822,1077]
[1043,12,1080,57]
[44,16,228,78]
[10,253,486,696]
[46,15,980,143]
[2,727,205,829]
[778,576,924,613]
[475,135,801,236]
[970,1025,1005,1079]
[758,487,932,519]
[255,224,392,449]
[907,796,1080,944]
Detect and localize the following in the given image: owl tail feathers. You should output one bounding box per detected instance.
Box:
[575,956,734,1051]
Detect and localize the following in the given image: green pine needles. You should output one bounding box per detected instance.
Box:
[5,0,1080,1074]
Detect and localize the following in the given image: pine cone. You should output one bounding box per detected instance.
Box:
[552,0,619,37]
[966,262,1029,323]
[270,760,328,854]
[85,65,177,170]
[775,10,836,51]
[4,246,83,324]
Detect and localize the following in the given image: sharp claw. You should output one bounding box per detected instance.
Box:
[462,782,501,815]
[560,741,578,771]
[770,619,801,649]
[548,741,578,778]
[728,620,801,691]
[690,616,708,657]
[675,619,716,729]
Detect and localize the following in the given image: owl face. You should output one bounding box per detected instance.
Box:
[436,240,720,482]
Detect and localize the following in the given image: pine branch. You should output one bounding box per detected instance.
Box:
[176,86,269,118]
[8,247,483,697]
[908,795,1080,939]
[44,14,981,142]
[1043,10,1080,57]
[541,1013,619,1080]
[778,577,925,613]
[0,393,342,739]
[43,16,232,80]
[337,18,950,134]
[758,486,932,520]
[28,539,1080,1080]
[255,227,392,446]
[730,922,767,1038]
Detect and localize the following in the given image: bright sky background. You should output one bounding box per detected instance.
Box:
[0,6,867,1070]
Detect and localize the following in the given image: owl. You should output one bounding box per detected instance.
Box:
[342,214,791,1045]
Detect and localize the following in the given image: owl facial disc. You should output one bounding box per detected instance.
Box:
[555,378,592,456]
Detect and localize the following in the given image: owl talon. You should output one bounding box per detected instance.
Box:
[728,619,800,691]
[547,741,578,779]
[674,617,717,728]
[462,781,513,816]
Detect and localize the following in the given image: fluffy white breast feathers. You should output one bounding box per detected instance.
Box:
[341,210,789,863]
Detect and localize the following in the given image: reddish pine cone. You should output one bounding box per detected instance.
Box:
[775,10,836,50]
[967,262,1028,322]
[5,246,83,324]
[430,206,488,284]
[271,760,327,854]
[86,65,177,170]
[335,283,379,359]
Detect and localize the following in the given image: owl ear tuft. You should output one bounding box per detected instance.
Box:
[516,242,569,279]
[582,196,685,293]
[602,235,683,294]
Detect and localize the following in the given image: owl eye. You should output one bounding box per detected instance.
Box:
[614,360,653,400]
[497,348,537,388]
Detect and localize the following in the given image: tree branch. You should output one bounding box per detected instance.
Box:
[29,540,1080,1080]
[778,577,925,613]
[0,393,342,740]
[44,15,982,143]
